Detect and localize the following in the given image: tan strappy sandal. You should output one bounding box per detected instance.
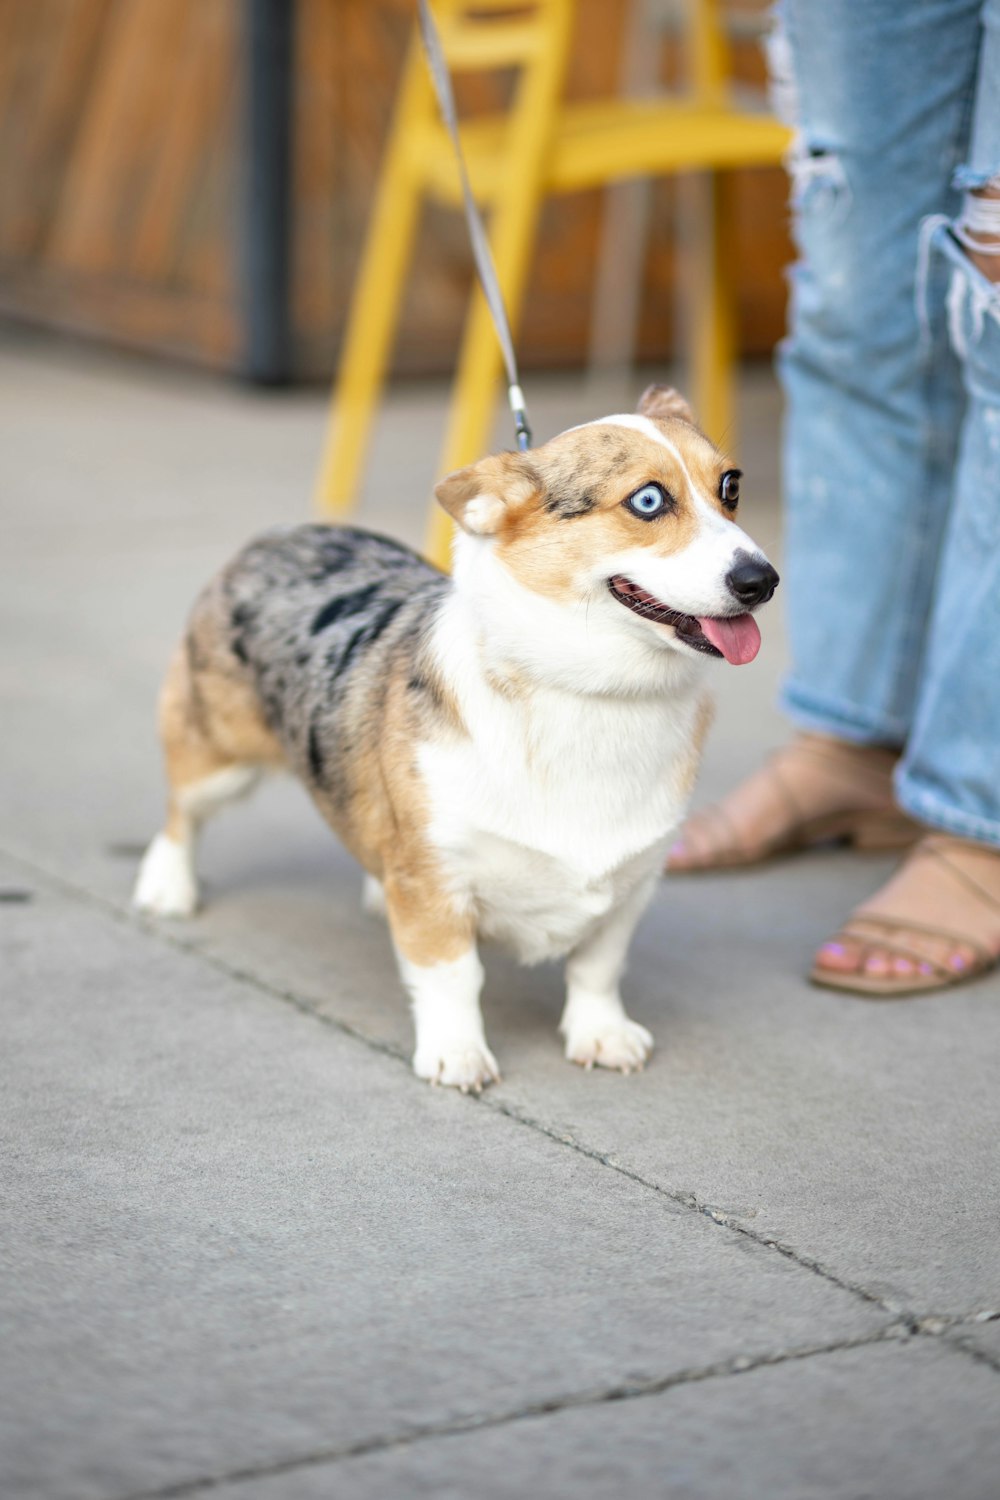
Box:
[810,835,1000,998]
[666,734,921,874]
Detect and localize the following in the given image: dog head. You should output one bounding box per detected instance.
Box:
[436,385,778,680]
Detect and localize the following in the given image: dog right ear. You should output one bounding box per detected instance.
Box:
[435,453,540,536]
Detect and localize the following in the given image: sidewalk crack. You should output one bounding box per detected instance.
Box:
[943,1330,1000,1377]
[6,842,996,1342]
[114,1324,907,1500]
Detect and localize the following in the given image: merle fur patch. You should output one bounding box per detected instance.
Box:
[307,722,325,780]
[311,585,381,636]
[544,488,597,518]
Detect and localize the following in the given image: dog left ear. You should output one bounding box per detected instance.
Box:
[638,384,696,426]
[435,453,540,536]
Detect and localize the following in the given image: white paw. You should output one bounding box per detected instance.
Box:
[132,834,199,917]
[413,1040,501,1093]
[563,1018,654,1074]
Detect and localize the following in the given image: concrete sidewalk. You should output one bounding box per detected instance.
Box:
[2,331,999,1500]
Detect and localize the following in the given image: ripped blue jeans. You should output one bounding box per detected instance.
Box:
[772,0,1000,847]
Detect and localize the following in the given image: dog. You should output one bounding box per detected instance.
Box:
[133,385,778,1090]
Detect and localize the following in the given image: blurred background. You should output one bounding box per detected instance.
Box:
[0,0,790,391]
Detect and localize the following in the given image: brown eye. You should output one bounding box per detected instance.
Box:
[720,471,741,511]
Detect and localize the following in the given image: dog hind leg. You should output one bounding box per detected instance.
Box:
[133,641,283,916]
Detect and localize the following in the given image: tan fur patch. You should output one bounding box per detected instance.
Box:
[410,653,467,739]
[310,658,473,967]
[158,638,285,839]
[382,863,475,967]
[435,454,538,536]
[485,664,531,701]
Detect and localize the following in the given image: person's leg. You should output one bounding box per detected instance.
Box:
[815,1,1000,991]
[896,1,1000,847]
[776,0,977,741]
[669,0,980,873]
[667,733,917,872]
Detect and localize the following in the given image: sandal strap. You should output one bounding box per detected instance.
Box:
[772,736,899,799]
[764,735,899,829]
[760,755,807,828]
[842,911,993,969]
[918,836,1000,919]
[837,919,959,978]
[708,737,881,850]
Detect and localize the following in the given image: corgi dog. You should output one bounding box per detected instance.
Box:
[134,386,778,1090]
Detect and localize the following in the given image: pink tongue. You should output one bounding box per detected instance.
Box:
[696,613,761,665]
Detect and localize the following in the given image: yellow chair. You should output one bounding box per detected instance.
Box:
[314,0,790,567]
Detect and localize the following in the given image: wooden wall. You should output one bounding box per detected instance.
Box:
[0,0,242,365]
[0,0,792,378]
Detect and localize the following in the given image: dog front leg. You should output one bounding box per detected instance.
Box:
[383,875,498,1092]
[560,878,656,1073]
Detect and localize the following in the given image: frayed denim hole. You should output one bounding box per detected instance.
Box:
[951,186,1000,260]
[953,164,1000,194]
[940,244,1000,357]
[913,217,1000,355]
[764,9,850,224]
[788,146,850,222]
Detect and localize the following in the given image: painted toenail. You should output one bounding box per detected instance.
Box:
[919,962,934,975]
[893,958,914,975]
[820,942,846,957]
[669,841,686,859]
[950,954,967,971]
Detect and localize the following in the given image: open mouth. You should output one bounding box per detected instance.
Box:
[608,575,761,665]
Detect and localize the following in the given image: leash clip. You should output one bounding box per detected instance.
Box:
[508,383,532,452]
[418,0,533,455]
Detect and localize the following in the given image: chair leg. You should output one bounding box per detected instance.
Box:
[689,169,737,450]
[313,45,431,516]
[425,0,574,569]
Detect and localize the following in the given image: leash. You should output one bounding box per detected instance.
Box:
[416,0,533,452]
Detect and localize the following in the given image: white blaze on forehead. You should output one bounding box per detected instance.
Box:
[564,413,701,502]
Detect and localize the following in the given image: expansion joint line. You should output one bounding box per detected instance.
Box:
[117,1325,908,1500]
[3,839,1000,1434]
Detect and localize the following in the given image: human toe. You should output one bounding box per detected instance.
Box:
[814,937,866,974]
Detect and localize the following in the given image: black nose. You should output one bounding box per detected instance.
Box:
[726,557,780,609]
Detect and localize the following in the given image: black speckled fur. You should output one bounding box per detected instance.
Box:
[210,525,448,800]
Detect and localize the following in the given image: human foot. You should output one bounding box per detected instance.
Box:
[811,835,1000,997]
[666,734,919,873]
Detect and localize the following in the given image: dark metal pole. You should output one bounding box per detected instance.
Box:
[244,0,294,383]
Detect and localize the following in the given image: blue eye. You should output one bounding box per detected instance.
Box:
[625,482,669,519]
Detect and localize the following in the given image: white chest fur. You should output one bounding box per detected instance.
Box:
[419,632,705,963]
